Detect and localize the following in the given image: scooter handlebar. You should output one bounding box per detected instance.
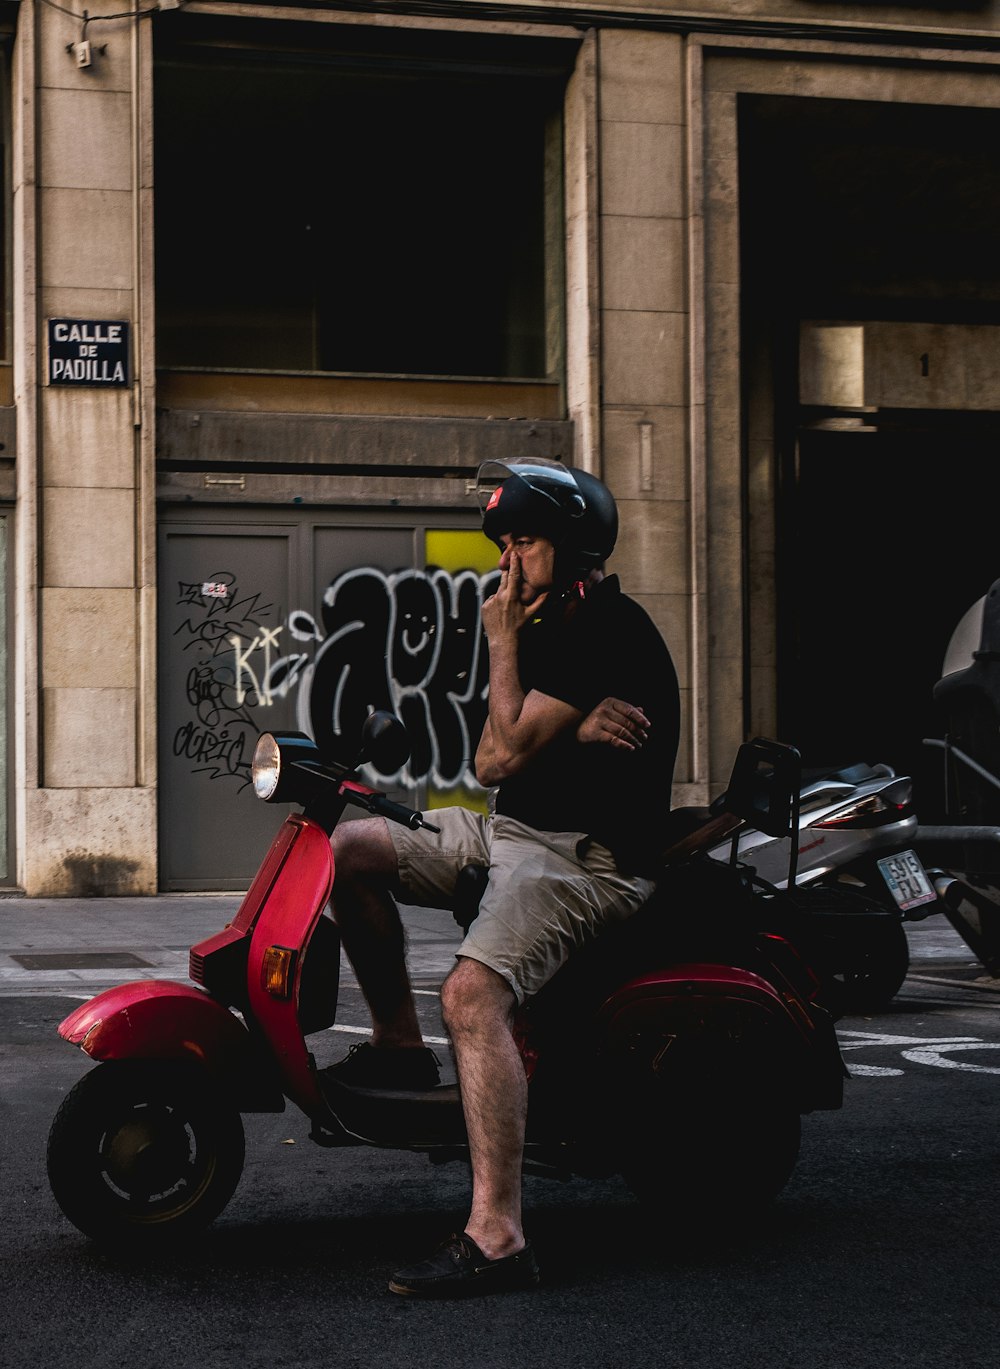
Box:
[338,780,441,833]
[370,794,441,833]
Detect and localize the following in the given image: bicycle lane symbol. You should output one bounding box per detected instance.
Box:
[838,1029,1000,1077]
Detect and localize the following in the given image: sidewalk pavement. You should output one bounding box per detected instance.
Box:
[0,890,994,998]
[0,893,465,997]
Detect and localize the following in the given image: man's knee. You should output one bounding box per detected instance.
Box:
[442,956,514,1035]
[331,816,397,886]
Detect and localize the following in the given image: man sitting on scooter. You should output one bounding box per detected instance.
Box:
[328,456,680,1298]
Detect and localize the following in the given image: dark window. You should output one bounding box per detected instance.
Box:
[154,22,568,381]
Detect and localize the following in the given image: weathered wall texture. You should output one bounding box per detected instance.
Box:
[9,0,1000,889]
[16,5,155,893]
[596,29,695,788]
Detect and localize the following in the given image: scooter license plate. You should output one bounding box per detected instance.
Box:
[877,849,937,912]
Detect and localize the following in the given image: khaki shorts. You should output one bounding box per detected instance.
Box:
[387,806,655,1004]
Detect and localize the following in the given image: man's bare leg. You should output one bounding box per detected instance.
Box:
[330,816,423,1048]
[441,956,527,1259]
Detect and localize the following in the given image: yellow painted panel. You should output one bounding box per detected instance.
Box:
[424,529,497,576]
[424,530,494,814]
[429,783,488,816]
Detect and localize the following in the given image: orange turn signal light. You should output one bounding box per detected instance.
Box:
[261,945,297,999]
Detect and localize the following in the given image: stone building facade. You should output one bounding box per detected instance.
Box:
[4,0,1000,893]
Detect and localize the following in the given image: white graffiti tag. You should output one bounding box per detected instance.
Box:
[211,564,498,791]
[230,626,284,706]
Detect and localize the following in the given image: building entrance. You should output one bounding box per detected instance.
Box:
[780,423,1000,812]
[738,94,1000,815]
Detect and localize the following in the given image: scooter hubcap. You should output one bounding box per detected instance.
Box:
[102,1105,195,1200]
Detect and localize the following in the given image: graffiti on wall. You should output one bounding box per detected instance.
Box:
[171,574,278,785]
[171,564,500,794]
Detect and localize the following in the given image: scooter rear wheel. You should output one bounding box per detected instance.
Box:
[825,915,911,1016]
[618,1083,801,1216]
[47,1059,245,1248]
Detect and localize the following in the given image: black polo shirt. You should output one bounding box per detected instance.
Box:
[493,576,680,874]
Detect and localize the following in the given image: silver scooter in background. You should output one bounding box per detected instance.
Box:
[703,759,940,1014]
[915,577,1000,977]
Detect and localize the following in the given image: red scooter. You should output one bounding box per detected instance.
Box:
[47,714,847,1248]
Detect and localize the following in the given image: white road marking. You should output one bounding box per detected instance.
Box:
[838,1029,981,1048]
[901,1041,1000,1074]
[838,1027,1000,1076]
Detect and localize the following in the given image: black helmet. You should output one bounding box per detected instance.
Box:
[567,466,618,567]
[476,457,618,571]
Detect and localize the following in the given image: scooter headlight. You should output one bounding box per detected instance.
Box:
[251,731,323,803]
[252,733,282,800]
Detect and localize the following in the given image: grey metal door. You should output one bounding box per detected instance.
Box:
[157,512,476,889]
[158,519,303,890]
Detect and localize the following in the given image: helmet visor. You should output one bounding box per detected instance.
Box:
[475,458,583,524]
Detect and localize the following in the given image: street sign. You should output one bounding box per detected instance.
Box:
[47,319,130,387]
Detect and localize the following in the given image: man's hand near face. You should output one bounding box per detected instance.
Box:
[475,536,580,787]
[481,545,548,644]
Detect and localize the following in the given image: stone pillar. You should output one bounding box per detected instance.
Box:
[564,29,601,471]
[596,29,698,795]
[13,4,155,894]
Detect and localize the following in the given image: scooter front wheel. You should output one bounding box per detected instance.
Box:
[47,1059,245,1248]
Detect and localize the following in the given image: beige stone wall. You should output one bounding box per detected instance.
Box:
[594,29,698,793]
[14,4,155,894]
[13,1,1000,887]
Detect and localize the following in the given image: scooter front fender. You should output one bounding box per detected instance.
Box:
[58,980,284,1110]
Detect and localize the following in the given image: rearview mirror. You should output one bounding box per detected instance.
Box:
[360,710,411,775]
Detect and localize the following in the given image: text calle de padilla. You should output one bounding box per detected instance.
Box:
[47,318,130,388]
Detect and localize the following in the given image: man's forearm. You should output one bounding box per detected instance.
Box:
[476,638,526,784]
[476,639,582,785]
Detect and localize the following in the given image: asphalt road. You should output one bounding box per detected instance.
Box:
[2,912,1000,1369]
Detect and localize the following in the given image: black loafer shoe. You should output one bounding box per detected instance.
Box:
[389,1233,540,1299]
[323,1042,441,1091]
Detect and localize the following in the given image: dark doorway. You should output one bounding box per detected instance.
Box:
[738,95,1000,815]
[781,423,998,810]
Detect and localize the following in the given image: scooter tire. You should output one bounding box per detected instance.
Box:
[828,917,911,1016]
[619,1093,801,1216]
[47,1059,245,1248]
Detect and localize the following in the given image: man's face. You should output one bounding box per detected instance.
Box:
[497,532,556,604]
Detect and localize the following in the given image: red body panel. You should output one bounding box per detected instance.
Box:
[230,816,318,934]
[243,815,335,1115]
[190,923,246,961]
[58,814,335,1119]
[598,961,806,1042]
[58,979,250,1066]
